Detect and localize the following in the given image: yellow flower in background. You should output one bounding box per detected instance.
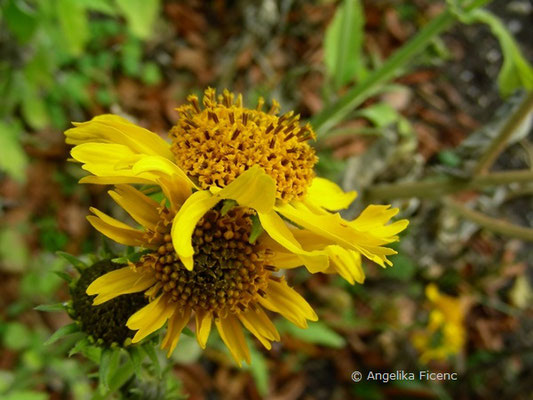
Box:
[65,88,408,279]
[85,177,317,365]
[412,284,466,363]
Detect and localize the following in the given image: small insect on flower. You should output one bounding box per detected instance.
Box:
[65,88,409,280]
[85,179,317,365]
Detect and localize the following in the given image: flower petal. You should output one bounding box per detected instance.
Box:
[215,165,276,214]
[195,311,212,349]
[258,210,329,273]
[306,177,357,211]
[87,208,146,247]
[161,309,191,357]
[132,156,197,189]
[87,267,156,305]
[67,114,173,159]
[128,294,175,343]
[215,315,250,366]
[238,307,280,349]
[171,190,220,270]
[324,246,364,284]
[108,185,161,231]
[258,279,317,329]
[157,174,193,213]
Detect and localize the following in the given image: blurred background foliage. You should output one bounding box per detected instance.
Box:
[1,0,533,399]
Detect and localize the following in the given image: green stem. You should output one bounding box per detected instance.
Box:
[443,198,533,241]
[365,170,533,201]
[473,91,533,175]
[311,0,493,137]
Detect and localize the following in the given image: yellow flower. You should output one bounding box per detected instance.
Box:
[412,284,466,363]
[65,88,408,280]
[85,176,318,365]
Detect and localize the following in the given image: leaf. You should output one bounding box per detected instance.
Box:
[0,121,27,183]
[249,346,269,396]
[45,322,79,345]
[54,270,73,283]
[221,199,237,216]
[99,348,120,389]
[34,303,68,312]
[3,0,38,42]
[3,391,47,400]
[55,0,89,56]
[0,228,29,271]
[69,337,90,356]
[78,0,116,15]
[463,9,533,96]
[128,346,145,374]
[115,0,161,39]
[277,320,346,348]
[57,251,88,270]
[248,215,264,244]
[143,344,161,378]
[354,103,400,127]
[21,81,49,130]
[324,0,366,89]
[3,323,32,350]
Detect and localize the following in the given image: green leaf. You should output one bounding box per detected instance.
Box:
[0,228,29,271]
[57,251,88,270]
[143,344,161,378]
[45,322,79,345]
[54,270,73,283]
[3,0,38,42]
[69,337,90,356]
[128,346,145,374]
[78,0,116,15]
[34,303,68,312]
[438,150,461,167]
[3,322,32,350]
[221,200,237,216]
[383,254,416,281]
[278,320,346,348]
[248,215,264,244]
[21,81,49,130]
[115,0,161,39]
[249,347,269,396]
[354,103,400,127]
[142,62,162,86]
[463,9,533,96]
[99,348,113,389]
[3,391,47,400]
[56,0,89,56]
[324,0,366,89]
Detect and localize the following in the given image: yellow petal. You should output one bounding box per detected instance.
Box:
[275,202,400,266]
[67,114,173,159]
[157,174,193,213]
[215,165,276,214]
[215,315,250,366]
[87,214,146,248]
[324,246,364,284]
[171,190,220,270]
[108,185,161,231]
[258,279,317,329]
[128,295,175,343]
[238,307,280,349]
[195,311,212,349]
[131,156,197,189]
[306,177,357,211]
[258,210,329,273]
[161,309,191,357]
[79,175,155,185]
[87,267,156,305]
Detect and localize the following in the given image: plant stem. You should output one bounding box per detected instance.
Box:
[365,170,533,201]
[443,198,533,241]
[474,91,533,175]
[311,0,493,138]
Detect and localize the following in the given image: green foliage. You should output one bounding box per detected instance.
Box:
[0,122,28,182]
[324,0,366,89]
[115,0,161,39]
[277,320,346,348]
[461,9,533,97]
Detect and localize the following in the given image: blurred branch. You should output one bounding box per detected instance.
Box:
[474,91,533,175]
[443,198,533,241]
[365,170,533,201]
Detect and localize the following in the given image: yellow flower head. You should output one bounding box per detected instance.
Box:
[64,89,408,276]
[170,88,317,202]
[85,179,318,365]
[412,284,466,363]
